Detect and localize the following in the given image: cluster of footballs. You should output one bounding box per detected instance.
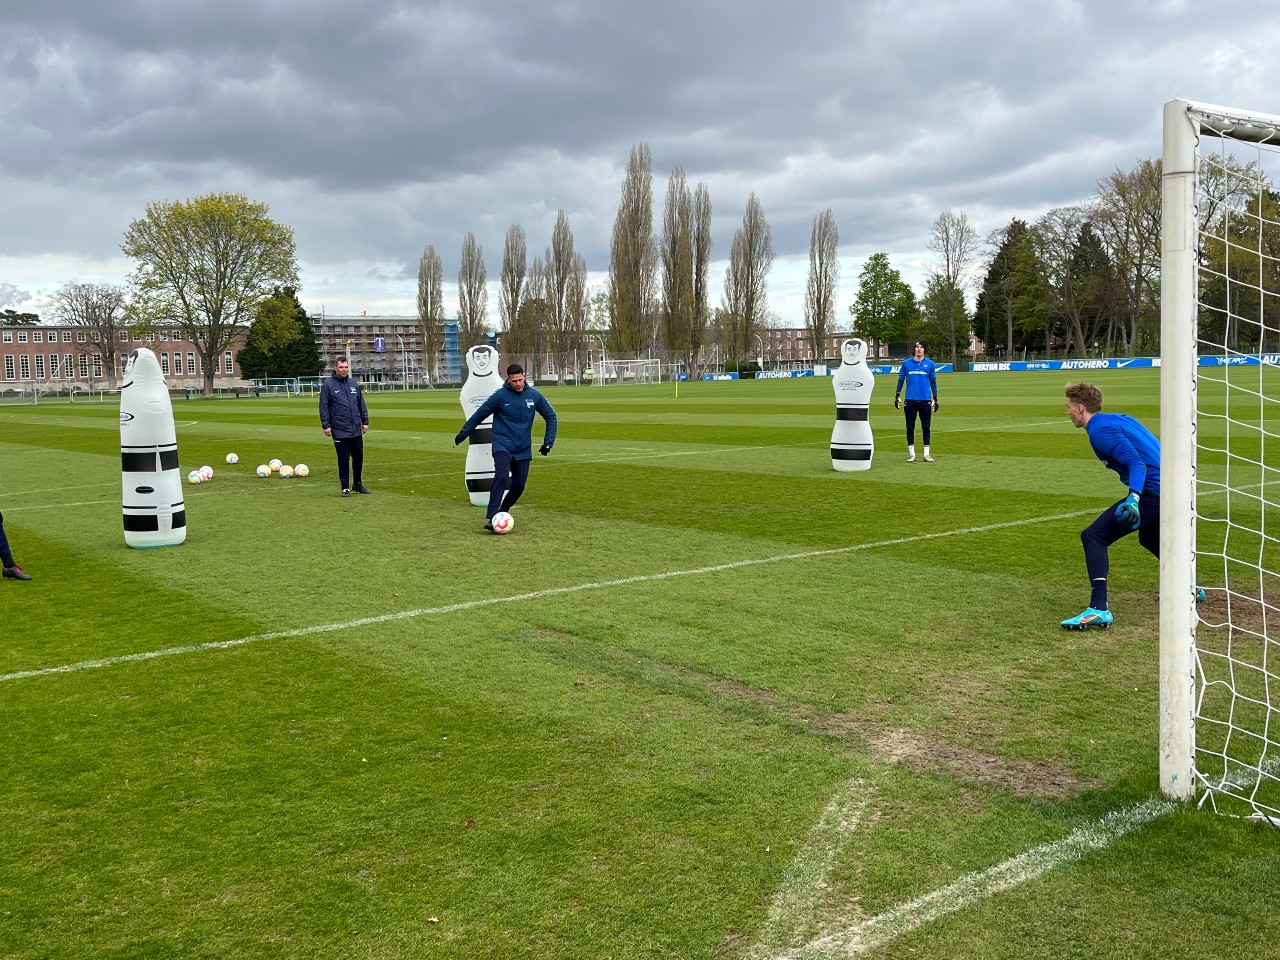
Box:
[186,453,310,484]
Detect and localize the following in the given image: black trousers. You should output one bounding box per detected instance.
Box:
[487,451,531,519]
[904,400,933,445]
[333,435,364,490]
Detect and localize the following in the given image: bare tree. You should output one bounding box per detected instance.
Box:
[691,184,713,372]
[804,209,840,366]
[1093,161,1161,355]
[720,193,774,364]
[416,244,445,386]
[457,232,488,350]
[545,210,586,383]
[49,281,130,389]
[926,208,977,365]
[608,143,657,355]
[509,255,545,372]
[499,224,527,344]
[660,167,695,371]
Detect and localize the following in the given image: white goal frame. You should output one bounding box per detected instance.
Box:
[597,358,662,385]
[1162,98,1280,816]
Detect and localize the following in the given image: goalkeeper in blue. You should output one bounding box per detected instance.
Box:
[1061,382,1160,629]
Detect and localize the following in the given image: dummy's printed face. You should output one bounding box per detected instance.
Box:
[841,340,862,365]
[469,347,495,375]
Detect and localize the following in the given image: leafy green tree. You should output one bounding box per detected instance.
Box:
[975,220,1041,357]
[849,253,915,358]
[122,192,298,395]
[920,275,971,359]
[1,308,39,326]
[235,288,320,381]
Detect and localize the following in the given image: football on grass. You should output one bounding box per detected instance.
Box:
[491,512,514,534]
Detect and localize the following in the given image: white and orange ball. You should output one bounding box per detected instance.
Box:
[279,464,295,478]
[491,511,514,534]
[225,453,239,464]
[268,458,283,473]
[198,465,214,481]
[187,471,203,485]
[256,464,271,478]
[295,463,310,477]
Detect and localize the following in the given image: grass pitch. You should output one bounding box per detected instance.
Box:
[1,369,1277,959]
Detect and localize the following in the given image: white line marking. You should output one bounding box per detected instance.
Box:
[0,508,1097,684]
[746,779,872,959]
[771,796,1176,959]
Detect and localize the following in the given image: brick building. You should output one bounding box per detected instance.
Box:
[0,324,248,392]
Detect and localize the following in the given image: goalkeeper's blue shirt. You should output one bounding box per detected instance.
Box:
[896,357,937,401]
[1086,412,1160,496]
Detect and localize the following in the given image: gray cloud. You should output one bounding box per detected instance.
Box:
[2,0,1278,317]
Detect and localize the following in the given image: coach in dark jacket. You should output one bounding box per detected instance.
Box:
[319,357,370,497]
[455,363,557,531]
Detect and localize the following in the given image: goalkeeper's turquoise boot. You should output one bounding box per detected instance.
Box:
[1060,607,1114,630]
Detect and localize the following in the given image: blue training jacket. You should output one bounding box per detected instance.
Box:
[458,380,557,460]
[318,374,368,439]
[1086,412,1160,496]
[896,357,937,402]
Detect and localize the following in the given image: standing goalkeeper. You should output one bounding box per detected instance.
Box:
[1061,382,1160,629]
[894,340,938,461]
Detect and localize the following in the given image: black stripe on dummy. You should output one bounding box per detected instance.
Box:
[466,478,495,493]
[123,514,160,532]
[122,451,157,472]
[160,449,180,470]
[171,510,186,529]
[471,427,493,445]
[836,408,869,422]
[831,448,873,461]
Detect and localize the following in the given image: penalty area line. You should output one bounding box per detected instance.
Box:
[0,507,1098,685]
[768,796,1176,959]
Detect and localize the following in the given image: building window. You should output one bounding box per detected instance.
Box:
[64,354,73,378]
[93,355,102,378]
[18,332,27,343]
[34,355,45,378]
[78,355,88,379]
[160,353,169,376]
[172,330,182,341]
[132,333,142,342]
[1,331,10,342]
[33,331,43,343]
[187,352,196,375]
[49,355,60,379]
[81,331,90,343]
[62,331,72,342]
[3,356,13,380]
[146,332,155,343]
[224,351,234,374]
[119,331,128,342]
[20,356,31,379]
[159,331,168,341]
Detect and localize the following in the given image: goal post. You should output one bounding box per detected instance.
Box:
[1161,98,1280,818]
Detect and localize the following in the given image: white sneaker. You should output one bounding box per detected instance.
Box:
[906,454,916,462]
[923,454,934,462]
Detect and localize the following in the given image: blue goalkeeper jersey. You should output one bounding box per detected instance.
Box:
[1086,412,1160,496]
[896,357,937,402]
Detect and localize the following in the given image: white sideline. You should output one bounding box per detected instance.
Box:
[746,778,872,960]
[767,796,1177,959]
[0,508,1097,684]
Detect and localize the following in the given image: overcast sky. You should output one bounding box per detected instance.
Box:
[2,0,1277,327]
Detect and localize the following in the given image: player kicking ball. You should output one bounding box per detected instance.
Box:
[1060,382,1160,630]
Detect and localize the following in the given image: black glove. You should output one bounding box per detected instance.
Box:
[539,443,552,456]
[454,433,465,446]
[932,398,939,413]
[894,395,901,409]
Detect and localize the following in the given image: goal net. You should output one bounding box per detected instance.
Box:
[597,358,662,385]
[1162,99,1280,821]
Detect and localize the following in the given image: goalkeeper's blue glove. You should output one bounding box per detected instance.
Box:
[1115,492,1141,530]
